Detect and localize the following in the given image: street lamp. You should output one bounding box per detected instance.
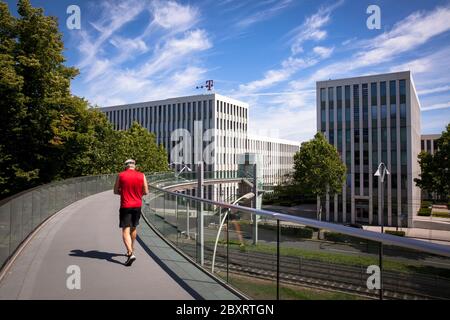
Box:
[374,162,389,301]
[374,162,390,233]
[170,162,192,178]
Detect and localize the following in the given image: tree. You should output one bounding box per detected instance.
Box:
[0,1,168,199]
[115,122,168,174]
[293,133,346,216]
[415,123,450,201]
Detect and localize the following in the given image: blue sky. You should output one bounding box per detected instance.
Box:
[5,0,450,142]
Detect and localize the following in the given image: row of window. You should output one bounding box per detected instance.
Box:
[105,100,215,131]
[217,100,248,119]
[320,80,407,129]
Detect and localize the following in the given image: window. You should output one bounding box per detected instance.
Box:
[380,82,386,106]
[337,86,342,107]
[353,84,359,107]
[399,80,406,104]
[320,88,326,130]
[354,128,360,143]
[390,80,396,105]
[391,104,397,121]
[337,86,342,125]
[371,82,377,106]
[372,128,378,149]
[390,129,397,158]
[371,105,377,127]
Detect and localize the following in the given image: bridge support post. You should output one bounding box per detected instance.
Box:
[252,163,259,245]
[197,162,204,265]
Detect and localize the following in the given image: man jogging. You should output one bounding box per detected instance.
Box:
[114,159,149,266]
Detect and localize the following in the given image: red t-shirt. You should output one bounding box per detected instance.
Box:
[118,169,145,208]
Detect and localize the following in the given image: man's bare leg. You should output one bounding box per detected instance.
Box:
[232,221,245,246]
[130,227,137,253]
[122,227,133,256]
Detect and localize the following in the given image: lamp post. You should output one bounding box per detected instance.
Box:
[374,162,390,300]
[374,162,390,233]
[170,162,192,178]
[211,192,255,273]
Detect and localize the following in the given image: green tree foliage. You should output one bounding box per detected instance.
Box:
[415,123,450,200]
[293,133,346,198]
[0,1,168,198]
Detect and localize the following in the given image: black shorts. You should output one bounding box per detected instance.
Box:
[119,207,141,228]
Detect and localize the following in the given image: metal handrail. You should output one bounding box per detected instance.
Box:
[149,183,450,258]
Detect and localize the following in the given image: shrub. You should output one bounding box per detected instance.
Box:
[417,208,431,216]
[323,232,362,244]
[285,227,313,239]
[421,201,433,208]
[259,224,313,239]
[385,230,406,237]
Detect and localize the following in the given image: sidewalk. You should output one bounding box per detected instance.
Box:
[364,226,450,246]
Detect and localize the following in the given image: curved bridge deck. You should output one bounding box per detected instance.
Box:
[0,191,239,300]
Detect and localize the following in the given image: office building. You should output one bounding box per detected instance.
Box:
[421,134,441,155]
[100,93,299,200]
[316,71,421,227]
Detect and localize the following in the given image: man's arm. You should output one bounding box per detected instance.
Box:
[143,175,149,195]
[113,175,121,195]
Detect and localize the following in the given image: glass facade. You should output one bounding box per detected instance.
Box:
[319,77,410,228]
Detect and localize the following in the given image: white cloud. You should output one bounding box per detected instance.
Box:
[73,0,212,107]
[137,29,211,79]
[237,3,342,94]
[152,0,199,31]
[313,46,334,59]
[290,5,450,92]
[418,85,450,96]
[311,6,450,82]
[235,0,292,29]
[421,102,450,111]
[288,0,343,55]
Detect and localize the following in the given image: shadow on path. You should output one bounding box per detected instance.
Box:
[136,236,202,300]
[69,250,125,265]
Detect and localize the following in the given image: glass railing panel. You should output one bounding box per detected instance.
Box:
[161,193,178,242]
[148,190,166,232]
[9,195,23,252]
[175,194,197,261]
[202,200,222,275]
[0,202,11,266]
[0,174,115,271]
[380,244,450,299]
[277,224,375,300]
[21,191,33,238]
[225,210,278,300]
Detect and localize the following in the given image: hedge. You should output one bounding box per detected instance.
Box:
[323,232,363,244]
[259,224,313,239]
[385,230,406,237]
[417,208,431,216]
[432,211,450,218]
[421,201,433,208]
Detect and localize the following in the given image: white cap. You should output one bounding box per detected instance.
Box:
[124,159,135,166]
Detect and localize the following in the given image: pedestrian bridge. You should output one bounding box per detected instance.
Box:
[1,173,450,300]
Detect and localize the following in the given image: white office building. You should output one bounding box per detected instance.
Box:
[316,71,421,227]
[100,93,299,200]
[421,134,441,155]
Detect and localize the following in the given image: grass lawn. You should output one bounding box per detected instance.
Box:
[214,240,450,279]
[225,273,361,300]
[432,211,450,218]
